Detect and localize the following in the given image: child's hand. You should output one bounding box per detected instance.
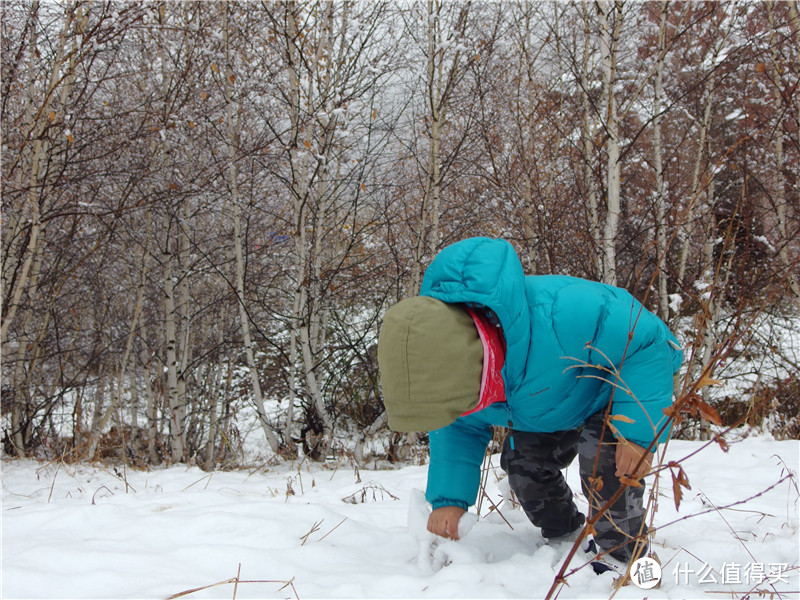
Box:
[615,440,653,480]
[427,506,466,540]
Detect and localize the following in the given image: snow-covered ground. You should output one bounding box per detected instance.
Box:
[2,436,798,599]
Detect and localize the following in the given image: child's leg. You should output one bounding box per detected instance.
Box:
[500,429,585,539]
[577,411,648,561]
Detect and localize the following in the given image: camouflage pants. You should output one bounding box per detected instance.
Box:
[500,411,647,561]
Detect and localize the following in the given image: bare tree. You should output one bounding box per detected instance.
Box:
[406,0,475,294]
[652,1,670,321]
[219,2,281,454]
[765,0,800,311]
[2,1,797,463]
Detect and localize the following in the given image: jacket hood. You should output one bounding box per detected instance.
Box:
[377,296,482,432]
[420,237,531,392]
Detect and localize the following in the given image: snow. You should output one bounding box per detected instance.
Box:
[694,279,713,303]
[668,294,682,314]
[724,109,744,121]
[753,235,777,253]
[2,437,798,599]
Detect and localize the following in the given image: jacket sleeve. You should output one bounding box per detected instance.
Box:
[604,305,683,449]
[612,327,683,448]
[425,414,494,509]
[550,281,682,449]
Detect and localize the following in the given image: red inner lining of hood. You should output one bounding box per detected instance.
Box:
[461,307,506,417]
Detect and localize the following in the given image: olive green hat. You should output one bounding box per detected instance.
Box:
[377,296,482,432]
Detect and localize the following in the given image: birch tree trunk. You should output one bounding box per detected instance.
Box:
[304,0,337,457]
[202,331,223,469]
[653,1,670,321]
[283,1,302,454]
[222,3,281,454]
[581,2,602,280]
[598,0,621,286]
[162,215,186,462]
[176,211,192,440]
[766,1,800,310]
[152,2,193,463]
[284,291,301,453]
[8,241,45,456]
[284,0,336,458]
[144,337,161,464]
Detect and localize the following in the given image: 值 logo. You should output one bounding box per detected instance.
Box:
[630,556,662,589]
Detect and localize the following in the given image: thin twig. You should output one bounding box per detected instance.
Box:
[167,573,300,600]
[47,462,61,504]
[480,489,514,531]
[653,474,794,532]
[318,517,348,542]
[232,563,241,600]
[167,577,239,599]
[300,520,323,545]
[181,473,213,492]
[91,485,115,505]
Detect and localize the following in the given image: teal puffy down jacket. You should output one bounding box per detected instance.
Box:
[419,237,683,510]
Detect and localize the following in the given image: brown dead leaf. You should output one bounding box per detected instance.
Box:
[662,405,684,425]
[695,374,722,389]
[697,400,722,425]
[611,414,635,423]
[669,463,691,510]
[676,465,691,489]
[619,475,643,488]
[672,474,683,510]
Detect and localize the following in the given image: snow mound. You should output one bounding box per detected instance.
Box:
[2,438,797,599]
